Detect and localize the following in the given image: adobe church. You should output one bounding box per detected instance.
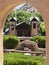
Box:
[5,17,39,37]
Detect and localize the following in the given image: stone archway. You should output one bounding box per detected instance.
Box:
[0,0,49,65]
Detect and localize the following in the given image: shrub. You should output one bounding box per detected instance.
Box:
[4,53,46,65]
[31,36,46,48]
[33,62,37,65]
[3,35,19,49]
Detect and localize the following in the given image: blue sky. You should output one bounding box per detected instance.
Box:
[13,3,37,12]
[14,3,25,10]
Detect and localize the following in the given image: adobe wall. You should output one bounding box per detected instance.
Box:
[0,0,49,65]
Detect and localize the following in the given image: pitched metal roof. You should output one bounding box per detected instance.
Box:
[30,17,39,22]
[9,17,17,22]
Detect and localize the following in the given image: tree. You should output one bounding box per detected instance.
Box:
[40,22,46,35]
[16,11,32,23]
[32,11,43,21]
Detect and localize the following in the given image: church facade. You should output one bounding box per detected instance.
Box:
[5,17,39,37]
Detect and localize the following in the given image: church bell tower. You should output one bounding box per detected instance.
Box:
[30,17,38,36]
[9,17,17,35]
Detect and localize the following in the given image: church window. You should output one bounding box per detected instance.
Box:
[11,25,14,30]
[33,23,36,29]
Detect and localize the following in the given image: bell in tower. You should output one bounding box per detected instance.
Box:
[9,17,17,35]
[30,17,39,36]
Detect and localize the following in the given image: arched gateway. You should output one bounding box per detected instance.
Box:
[0,0,49,65]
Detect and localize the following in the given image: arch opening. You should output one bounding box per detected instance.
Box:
[3,3,46,65]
